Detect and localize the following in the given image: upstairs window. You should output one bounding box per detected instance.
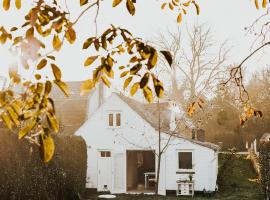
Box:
[109,113,114,126]
[116,113,121,126]
[108,112,122,128]
[178,152,193,170]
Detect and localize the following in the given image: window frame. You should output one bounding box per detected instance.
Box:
[106,111,122,128]
[176,150,194,172]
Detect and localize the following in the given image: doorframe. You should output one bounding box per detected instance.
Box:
[111,151,127,194]
[97,149,113,192]
[126,149,156,192]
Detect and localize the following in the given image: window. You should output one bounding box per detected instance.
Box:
[116,113,121,126]
[109,113,114,126]
[100,151,111,157]
[108,112,121,127]
[178,152,192,170]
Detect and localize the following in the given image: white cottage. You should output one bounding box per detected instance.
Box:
[75,92,219,196]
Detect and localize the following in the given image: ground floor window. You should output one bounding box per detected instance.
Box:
[178,151,193,169]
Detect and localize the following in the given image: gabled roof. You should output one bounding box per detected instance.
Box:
[115,93,219,151]
[51,81,90,135]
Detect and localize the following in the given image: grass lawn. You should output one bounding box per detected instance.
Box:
[86,154,263,200]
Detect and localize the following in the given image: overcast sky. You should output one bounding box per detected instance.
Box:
[0,0,269,83]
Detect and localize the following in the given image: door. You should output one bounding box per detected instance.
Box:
[113,153,125,193]
[98,151,112,192]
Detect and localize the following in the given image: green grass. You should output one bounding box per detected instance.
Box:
[86,154,263,200]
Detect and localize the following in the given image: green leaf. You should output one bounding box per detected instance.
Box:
[84,56,98,67]
[51,63,61,81]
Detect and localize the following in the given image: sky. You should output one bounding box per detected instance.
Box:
[0,0,269,84]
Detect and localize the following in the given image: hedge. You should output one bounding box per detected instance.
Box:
[0,128,87,200]
[259,141,270,200]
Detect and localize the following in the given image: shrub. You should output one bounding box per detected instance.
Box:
[0,128,87,200]
[259,142,270,200]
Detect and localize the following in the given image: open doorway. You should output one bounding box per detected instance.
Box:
[126,150,155,193]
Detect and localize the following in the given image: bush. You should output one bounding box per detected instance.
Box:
[0,128,87,200]
[259,142,270,200]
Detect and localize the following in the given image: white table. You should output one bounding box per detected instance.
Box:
[144,172,156,189]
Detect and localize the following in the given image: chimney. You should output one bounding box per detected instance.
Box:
[196,129,205,142]
[169,101,177,131]
[192,129,196,140]
[87,82,105,119]
[98,82,104,107]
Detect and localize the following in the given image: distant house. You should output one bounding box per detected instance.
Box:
[260,133,270,143]
[75,86,219,196]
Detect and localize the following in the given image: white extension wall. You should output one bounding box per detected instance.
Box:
[75,93,218,195]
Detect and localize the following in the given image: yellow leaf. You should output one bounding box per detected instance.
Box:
[161,3,167,9]
[126,0,135,15]
[84,56,98,66]
[53,34,62,51]
[194,2,200,15]
[35,74,41,80]
[255,0,259,9]
[47,112,59,133]
[26,27,34,38]
[65,27,76,44]
[80,0,88,6]
[18,120,36,139]
[40,133,55,163]
[169,3,174,10]
[177,13,182,23]
[80,79,94,95]
[124,77,133,89]
[120,71,129,78]
[113,0,122,7]
[3,0,10,10]
[54,80,70,97]
[15,0,21,9]
[37,58,47,70]
[183,1,190,7]
[262,0,267,8]
[130,82,140,96]
[1,113,13,129]
[101,75,111,88]
[51,63,62,81]
[45,80,52,95]
[143,86,153,103]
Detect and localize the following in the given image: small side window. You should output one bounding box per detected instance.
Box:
[100,151,111,157]
[116,113,121,127]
